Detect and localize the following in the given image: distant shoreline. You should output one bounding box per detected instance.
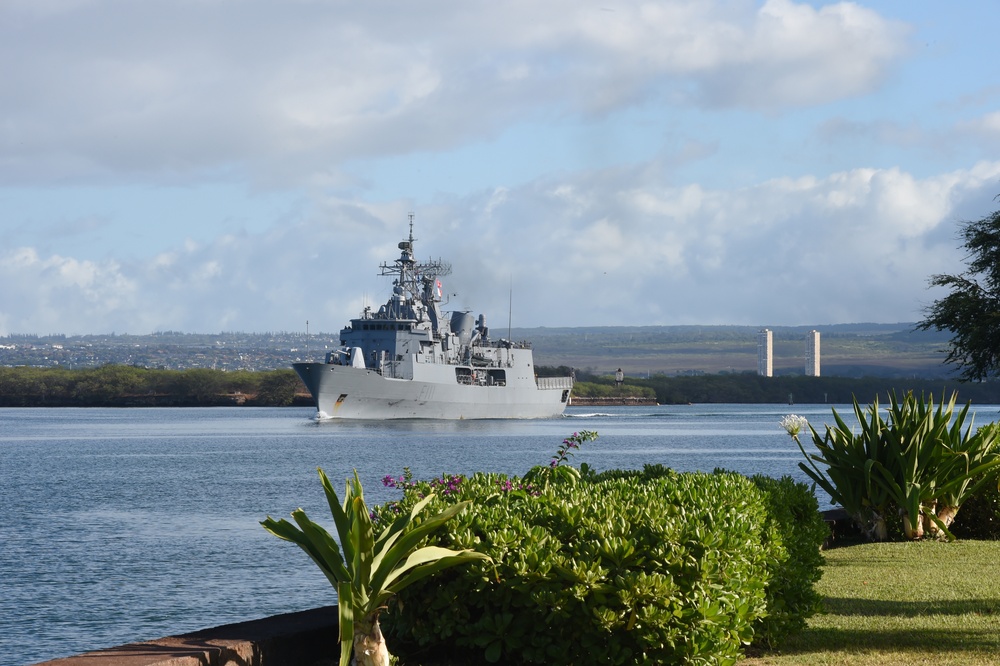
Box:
[569,396,658,406]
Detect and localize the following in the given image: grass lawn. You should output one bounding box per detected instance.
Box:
[744,540,1000,665]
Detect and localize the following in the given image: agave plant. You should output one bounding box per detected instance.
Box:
[788,403,894,540]
[871,392,1000,539]
[906,404,1000,537]
[261,468,490,666]
[789,392,1000,541]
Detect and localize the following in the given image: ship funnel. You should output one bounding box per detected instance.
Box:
[450,311,475,345]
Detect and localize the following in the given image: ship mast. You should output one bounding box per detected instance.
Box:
[376,214,452,323]
[381,214,452,288]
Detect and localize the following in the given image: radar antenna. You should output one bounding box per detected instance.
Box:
[379,213,452,278]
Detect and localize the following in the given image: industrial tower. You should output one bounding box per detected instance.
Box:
[757,329,773,377]
[805,330,821,376]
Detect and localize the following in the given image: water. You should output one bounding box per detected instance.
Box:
[4,403,993,665]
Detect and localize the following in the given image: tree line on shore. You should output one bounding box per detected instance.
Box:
[632,372,1000,405]
[0,365,305,407]
[4,363,1000,407]
[554,366,1000,405]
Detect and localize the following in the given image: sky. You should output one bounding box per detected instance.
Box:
[2,0,999,336]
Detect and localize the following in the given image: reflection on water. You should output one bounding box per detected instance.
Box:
[3,403,996,664]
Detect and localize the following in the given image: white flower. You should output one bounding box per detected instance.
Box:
[780,414,809,437]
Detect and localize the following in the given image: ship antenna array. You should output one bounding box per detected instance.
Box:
[378,213,453,280]
[416,258,452,279]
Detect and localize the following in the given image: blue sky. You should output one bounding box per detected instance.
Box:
[2,0,999,335]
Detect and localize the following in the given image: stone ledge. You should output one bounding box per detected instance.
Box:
[32,606,339,666]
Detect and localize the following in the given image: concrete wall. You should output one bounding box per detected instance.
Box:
[32,606,339,666]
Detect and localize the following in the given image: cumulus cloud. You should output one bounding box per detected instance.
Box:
[0,1,995,336]
[407,161,999,329]
[2,160,998,335]
[0,248,139,333]
[0,0,909,185]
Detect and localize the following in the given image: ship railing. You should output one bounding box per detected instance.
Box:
[536,377,574,390]
[483,339,532,350]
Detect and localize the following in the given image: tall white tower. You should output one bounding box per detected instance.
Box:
[757,329,773,377]
[805,330,821,377]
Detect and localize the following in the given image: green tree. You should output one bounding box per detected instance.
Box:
[222,369,259,395]
[255,369,302,406]
[0,367,69,405]
[919,203,1000,380]
[72,365,147,404]
[171,368,225,403]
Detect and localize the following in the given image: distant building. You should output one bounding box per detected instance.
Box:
[805,330,821,376]
[757,329,772,377]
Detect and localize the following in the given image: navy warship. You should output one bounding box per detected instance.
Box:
[293,217,574,419]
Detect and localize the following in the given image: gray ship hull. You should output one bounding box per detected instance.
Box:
[293,362,571,420]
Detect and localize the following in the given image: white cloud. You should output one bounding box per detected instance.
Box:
[0,0,910,185]
[437,160,1000,328]
[0,248,139,333]
[957,111,1000,142]
[3,160,996,335]
[0,1,995,337]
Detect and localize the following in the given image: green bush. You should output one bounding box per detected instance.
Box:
[571,380,657,400]
[747,474,827,647]
[584,465,827,649]
[374,467,821,664]
[951,474,1000,540]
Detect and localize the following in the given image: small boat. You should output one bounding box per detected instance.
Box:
[293,217,574,419]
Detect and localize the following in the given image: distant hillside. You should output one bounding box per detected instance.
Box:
[512,323,956,379]
[1,324,957,380]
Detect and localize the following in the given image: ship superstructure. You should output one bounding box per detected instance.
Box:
[293,217,573,419]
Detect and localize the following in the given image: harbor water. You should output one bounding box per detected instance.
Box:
[4,403,996,664]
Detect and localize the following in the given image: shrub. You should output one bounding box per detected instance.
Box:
[585,465,827,649]
[951,473,1000,540]
[375,467,812,664]
[748,474,827,647]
